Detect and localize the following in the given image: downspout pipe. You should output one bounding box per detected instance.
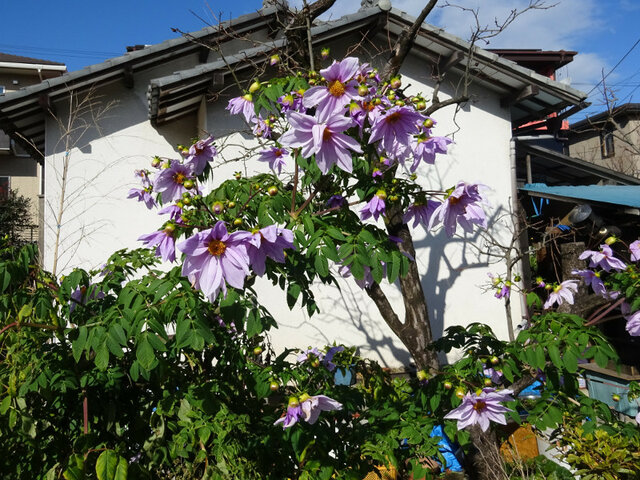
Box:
[510,137,530,333]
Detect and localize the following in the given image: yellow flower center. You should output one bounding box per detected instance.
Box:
[173,172,186,185]
[328,80,346,97]
[448,195,461,206]
[322,127,332,142]
[385,111,402,124]
[207,239,227,256]
[473,400,487,411]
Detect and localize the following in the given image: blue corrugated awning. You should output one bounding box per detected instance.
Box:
[520,183,640,209]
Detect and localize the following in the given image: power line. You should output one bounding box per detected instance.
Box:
[0,43,121,58]
[587,35,640,95]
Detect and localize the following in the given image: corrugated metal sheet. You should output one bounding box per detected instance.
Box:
[520,183,640,208]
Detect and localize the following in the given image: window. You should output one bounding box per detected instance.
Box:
[600,126,615,158]
[0,177,8,201]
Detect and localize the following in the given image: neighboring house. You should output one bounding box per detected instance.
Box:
[568,103,640,178]
[0,53,67,244]
[0,2,589,367]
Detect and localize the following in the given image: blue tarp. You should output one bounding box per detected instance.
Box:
[520,183,640,209]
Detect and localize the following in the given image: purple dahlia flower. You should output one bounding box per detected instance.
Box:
[257,147,290,174]
[579,244,627,272]
[185,136,217,175]
[274,397,304,429]
[127,187,156,210]
[369,106,424,160]
[226,94,256,123]
[297,347,324,364]
[630,240,640,262]
[138,227,177,262]
[158,204,183,222]
[429,182,487,237]
[323,345,345,372]
[403,201,438,229]
[154,161,193,203]
[300,394,342,425]
[279,111,362,174]
[626,310,640,336]
[444,388,514,432]
[177,221,252,301]
[247,225,295,276]
[543,280,579,309]
[410,135,452,171]
[303,57,360,118]
[572,269,608,297]
[360,190,386,221]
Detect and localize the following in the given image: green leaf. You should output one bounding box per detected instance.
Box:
[95,342,110,371]
[0,396,11,414]
[548,344,562,369]
[314,254,329,278]
[63,466,85,480]
[18,303,32,321]
[287,283,301,308]
[72,326,88,363]
[246,310,262,338]
[96,450,127,480]
[136,337,155,371]
[564,349,578,373]
[388,252,400,283]
[326,227,346,241]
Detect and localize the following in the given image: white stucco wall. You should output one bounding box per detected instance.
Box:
[42,48,523,368]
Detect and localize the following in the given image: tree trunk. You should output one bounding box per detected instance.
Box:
[366,204,440,372]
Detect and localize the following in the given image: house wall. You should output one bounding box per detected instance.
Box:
[569,118,640,178]
[41,44,523,368]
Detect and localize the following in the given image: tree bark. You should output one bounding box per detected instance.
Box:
[366,204,440,372]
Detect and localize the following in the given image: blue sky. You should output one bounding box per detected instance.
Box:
[2,0,639,121]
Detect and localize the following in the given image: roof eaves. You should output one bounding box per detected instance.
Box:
[570,103,640,131]
[0,5,284,109]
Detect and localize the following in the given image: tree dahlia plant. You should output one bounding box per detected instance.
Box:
[1,56,638,480]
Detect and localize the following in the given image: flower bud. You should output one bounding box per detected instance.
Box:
[416,101,427,111]
[151,156,161,168]
[228,201,236,208]
[233,218,242,226]
[390,77,401,89]
[455,387,466,399]
[605,236,617,245]
[269,381,279,391]
[270,54,280,66]
[212,201,224,214]
[423,118,434,129]
[416,370,428,382]
[234,171,242,179]
[249,80,261,93]
[253,346,263,356]
[321,47,330,60]
[443,381,453,390]
[358,85,369,96]
[183,179,195,190]
[267,186,278,196]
